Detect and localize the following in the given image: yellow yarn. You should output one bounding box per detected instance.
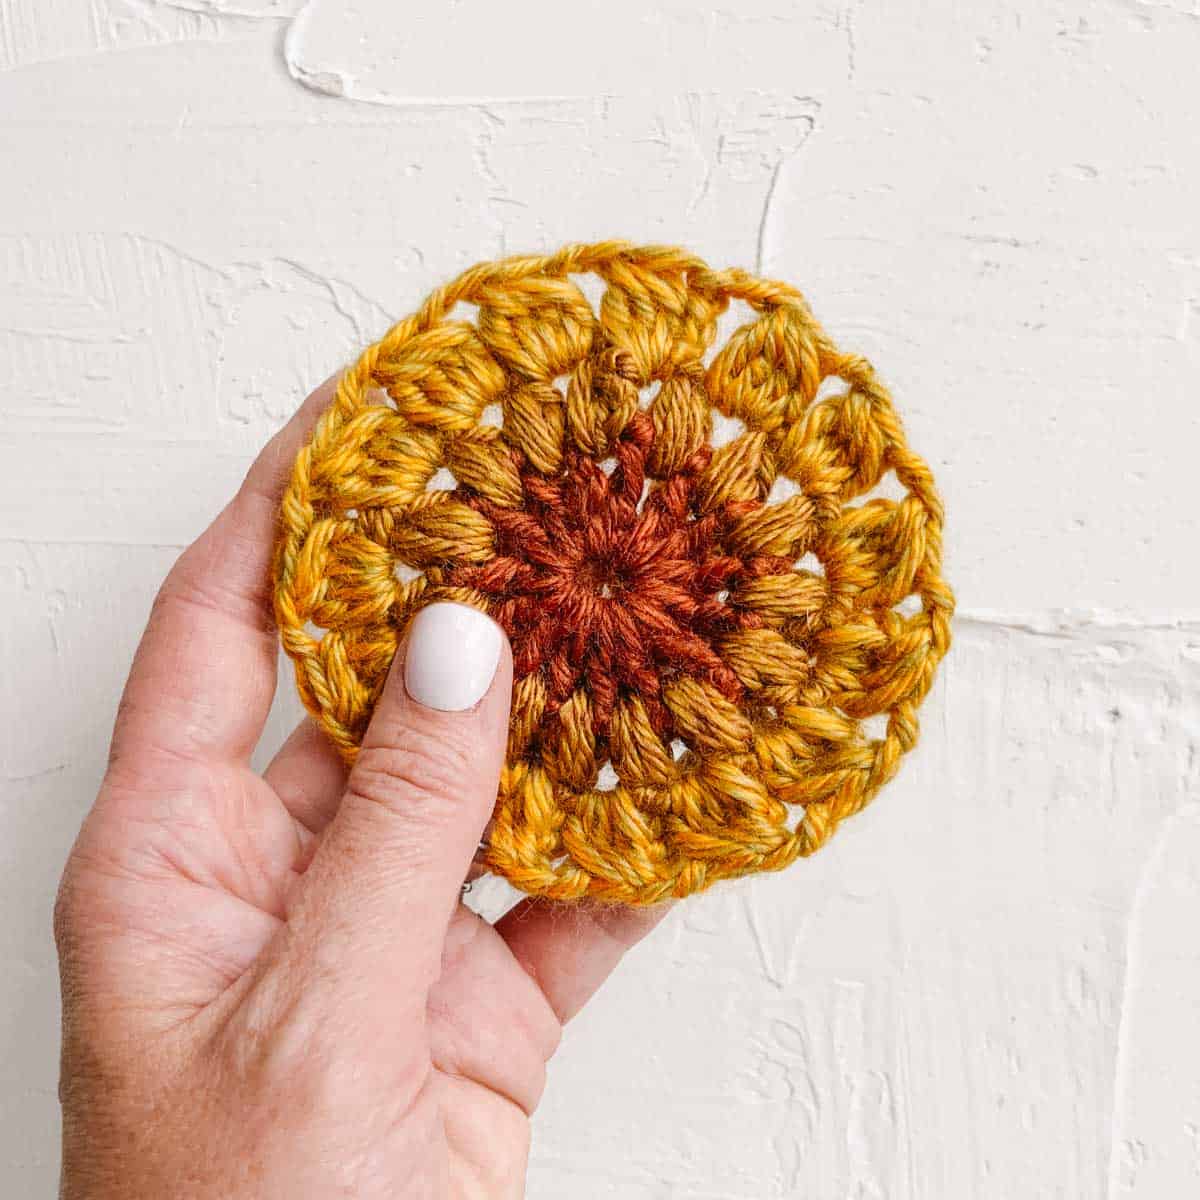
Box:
[273,242,954,905]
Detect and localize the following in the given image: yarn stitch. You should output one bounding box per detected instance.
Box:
[273,242,954,905]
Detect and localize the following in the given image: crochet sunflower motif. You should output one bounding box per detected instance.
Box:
[273,242,953,905]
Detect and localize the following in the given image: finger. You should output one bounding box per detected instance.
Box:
[108,374,338,773]
[264,722,490,878]
[262,719,349,835]
[283,602,512,991]
[425,908,562,1116]
[496,898,672,1023]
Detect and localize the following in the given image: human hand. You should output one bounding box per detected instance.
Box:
[54,376,667,1199]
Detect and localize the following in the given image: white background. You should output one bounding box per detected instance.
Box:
[3,1,1200,1195]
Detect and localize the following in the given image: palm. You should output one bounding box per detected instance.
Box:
[77,763,307,1011]
[77,753,544,1193]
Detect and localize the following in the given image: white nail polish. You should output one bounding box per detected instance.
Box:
[404,602,503,711]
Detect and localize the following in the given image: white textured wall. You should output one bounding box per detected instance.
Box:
[3,2,1200,1195]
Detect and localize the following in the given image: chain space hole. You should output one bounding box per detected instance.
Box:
[426,466,458,492]
[569,273,607,319]
[861,713,890,742]
[710,411,748,448]
[704,299,758,368]
[447,300,480,325]
[814,374,848,404]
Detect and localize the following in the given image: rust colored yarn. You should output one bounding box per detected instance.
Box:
[273,242,953,905]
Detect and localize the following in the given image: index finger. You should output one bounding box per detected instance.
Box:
[108,374,339,774]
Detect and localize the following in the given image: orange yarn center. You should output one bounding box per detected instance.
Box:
[447,408,774,741]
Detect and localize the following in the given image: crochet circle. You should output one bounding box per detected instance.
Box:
[273,242,953,905]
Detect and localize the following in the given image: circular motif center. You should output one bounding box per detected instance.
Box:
[447,410,753,740]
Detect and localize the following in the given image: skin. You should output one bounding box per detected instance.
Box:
[54,376,669,1199]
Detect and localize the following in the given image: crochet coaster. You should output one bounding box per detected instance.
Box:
[273,242,953,904]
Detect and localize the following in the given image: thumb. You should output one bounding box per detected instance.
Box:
[286,601,511,992]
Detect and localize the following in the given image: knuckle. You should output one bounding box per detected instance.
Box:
[347,736,473,824]
[52,868,79,949]
[429,989,553,1117]
[502,986,563,1078]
